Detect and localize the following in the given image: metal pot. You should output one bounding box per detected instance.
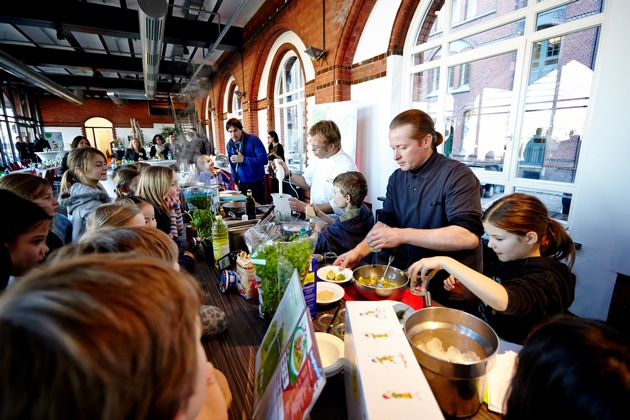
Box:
[404,307,499,418]
[352,264,409,301]
[223,201,246,217]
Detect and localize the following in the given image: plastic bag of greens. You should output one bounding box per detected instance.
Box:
[249,221,317,322]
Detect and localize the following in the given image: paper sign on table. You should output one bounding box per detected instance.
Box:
[253,269,326,420]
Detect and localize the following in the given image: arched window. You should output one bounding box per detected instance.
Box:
[407,0,605,221]
[228,82,243,120]
[274,51,305,172]
[84,117,115,158]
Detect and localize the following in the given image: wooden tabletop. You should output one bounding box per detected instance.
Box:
[194,262,502,420]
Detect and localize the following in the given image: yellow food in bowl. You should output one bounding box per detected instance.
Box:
[326,270,336,280]
[357,275,399,289]
[317,290,335,301]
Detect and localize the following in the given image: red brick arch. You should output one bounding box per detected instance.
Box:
[389,0,443,54]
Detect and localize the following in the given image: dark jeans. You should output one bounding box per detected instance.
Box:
[237,180,266,205]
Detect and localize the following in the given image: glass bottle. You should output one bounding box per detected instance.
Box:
[245,189,256,220]
[212,215,230,267]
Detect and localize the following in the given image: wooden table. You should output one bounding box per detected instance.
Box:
[194,262,502,419]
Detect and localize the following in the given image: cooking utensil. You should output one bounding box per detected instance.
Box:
[222,201,246,217]
[404,307,499,418]
[377,254,395,288]
[326,300,344,333]
[352,265,409,301]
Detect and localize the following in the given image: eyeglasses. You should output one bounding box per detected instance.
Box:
[310,143,326,151]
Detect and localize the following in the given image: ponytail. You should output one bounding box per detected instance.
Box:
[541,219,576,269]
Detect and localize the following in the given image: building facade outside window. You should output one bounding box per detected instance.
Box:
[407,0,604,221]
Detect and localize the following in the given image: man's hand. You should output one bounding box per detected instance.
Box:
[335,248,364,270]
[229,152,244,164]
[366,224,402,251]
[288,197,306,213]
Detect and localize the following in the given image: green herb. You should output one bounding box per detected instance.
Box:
[396,309,406,320]
[187,208,214,244]
[251,237,314,318]
[187,196,209,210]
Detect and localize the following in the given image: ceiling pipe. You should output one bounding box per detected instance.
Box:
[182,0,249,94]
[138,0,168,101]
[0,50,84,105]
[106,88,148,108]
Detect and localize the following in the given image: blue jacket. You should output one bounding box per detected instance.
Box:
[315,204,375,256]
[226,133,267,183]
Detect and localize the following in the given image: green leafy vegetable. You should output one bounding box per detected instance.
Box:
[251,236,314,319]
[187,208,214,244]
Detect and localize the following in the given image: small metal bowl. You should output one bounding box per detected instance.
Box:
[352,264,409,301]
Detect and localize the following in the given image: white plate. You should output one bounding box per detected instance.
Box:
[316,282,345,305]
[317,266,353,284]
[220,190,241,196]
[315,332,344,377]
[382,300,414,326]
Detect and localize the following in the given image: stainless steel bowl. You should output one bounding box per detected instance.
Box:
[352,264,408,301]
[404,307,499,418]
[223,201,246,217]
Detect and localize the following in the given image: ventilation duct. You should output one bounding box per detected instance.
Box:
[106,89,148,108]
[138,0,167,100]
[0,50,84,105]
[182,0,249,94]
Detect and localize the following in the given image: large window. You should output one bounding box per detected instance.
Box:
[274,52,306,172]
[408,0,604,221]
[0,85,42,166]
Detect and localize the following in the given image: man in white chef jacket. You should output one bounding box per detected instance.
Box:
[275,120,358,216]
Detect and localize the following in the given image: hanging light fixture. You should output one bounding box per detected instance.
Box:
[304,46,326,62]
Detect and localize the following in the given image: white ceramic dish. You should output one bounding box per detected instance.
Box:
[317,266,352,284]
[145,159,176,167]
[382,300,414,326]
[316,282,344,305]
[315,332,344,377]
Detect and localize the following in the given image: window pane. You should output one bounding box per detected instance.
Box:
[449,19,524,55]
[517,27,600,184]
[411,68,440,113]
[513,187,573,221]
[444,52,517,174]
[451,0,526,33]
[412,46,441,66]
[285,105,299,154]
[536,0,603,31]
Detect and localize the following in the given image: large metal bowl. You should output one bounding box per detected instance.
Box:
[223,201,246,217]
[352,264,408,301]
[404,307,499,418]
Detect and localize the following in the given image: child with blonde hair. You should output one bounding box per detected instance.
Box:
[84,202,145,233]
[134,169,195,272]
[59,147,110,241]
[136,165,183,239]
[196,154,231,189]
[408,193,576,344]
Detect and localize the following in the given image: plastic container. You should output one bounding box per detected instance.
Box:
[212,215,230,266]
[271,193,291,221]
